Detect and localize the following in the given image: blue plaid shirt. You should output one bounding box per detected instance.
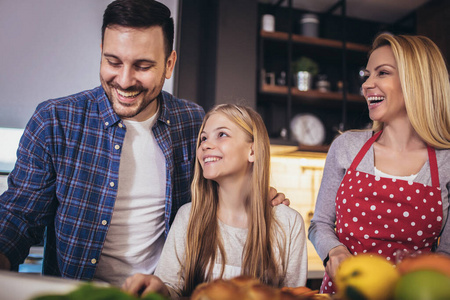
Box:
[0,86,204,280]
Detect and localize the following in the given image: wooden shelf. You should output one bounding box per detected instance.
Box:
[298,144,330,153]
[257,13,371,147]
[270,139,330,153]
[260,84,365,103]
[260,30,371,52]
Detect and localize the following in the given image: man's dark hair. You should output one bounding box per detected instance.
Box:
[102,0,174,59]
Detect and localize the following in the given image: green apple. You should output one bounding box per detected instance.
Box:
[394,270,450,300]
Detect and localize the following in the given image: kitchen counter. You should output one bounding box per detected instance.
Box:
[0,270,88,300]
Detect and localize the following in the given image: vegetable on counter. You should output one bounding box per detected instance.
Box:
[334,253,450,300]
[31,283,168,300]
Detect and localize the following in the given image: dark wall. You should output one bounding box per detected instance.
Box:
[416,0,450,68]
[176,0,258,112]
[214,0,258,109]
[176,0,218,109]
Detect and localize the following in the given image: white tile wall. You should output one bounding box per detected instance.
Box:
[270,154,326,278]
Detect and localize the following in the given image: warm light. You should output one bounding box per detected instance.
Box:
[0,127,24,172]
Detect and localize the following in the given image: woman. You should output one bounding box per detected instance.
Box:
[123,104,308,298]
[309,33,450,294]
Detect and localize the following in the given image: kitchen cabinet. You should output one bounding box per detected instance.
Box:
[177,0,418,150]
[256,1,414,150]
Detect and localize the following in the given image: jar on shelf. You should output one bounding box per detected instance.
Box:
[296,71,312,91]
[277,71,286,86]
[299,13,319,37]
[316,74,330,92]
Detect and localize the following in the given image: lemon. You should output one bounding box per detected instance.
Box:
[335,254,400,300]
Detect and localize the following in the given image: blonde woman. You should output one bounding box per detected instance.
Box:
[123,104,308,297]
[309,33,450,294]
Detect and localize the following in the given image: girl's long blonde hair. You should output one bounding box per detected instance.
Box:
[182,104,285,295]
[370,33,450,148]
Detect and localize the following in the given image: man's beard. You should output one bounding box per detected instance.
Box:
[101,70,166,119]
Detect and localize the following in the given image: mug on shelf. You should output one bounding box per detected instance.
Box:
[262,14,275,32]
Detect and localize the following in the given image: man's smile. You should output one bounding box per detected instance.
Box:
[116,88,142,98]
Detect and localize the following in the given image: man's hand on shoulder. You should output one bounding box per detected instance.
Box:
[269,187,290,207]
[0,253,11,270]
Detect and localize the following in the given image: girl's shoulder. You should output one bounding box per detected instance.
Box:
[172,202,192,226]
[273,204,305,228]
[178,202,192,213]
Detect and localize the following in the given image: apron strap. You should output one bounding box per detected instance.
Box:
[349,130,382,170]
[349,130,440,188]
[427,145,440,188]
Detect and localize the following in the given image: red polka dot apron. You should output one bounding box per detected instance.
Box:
[320,130,443,294]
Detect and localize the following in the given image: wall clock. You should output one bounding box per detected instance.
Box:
[290,113,326,146]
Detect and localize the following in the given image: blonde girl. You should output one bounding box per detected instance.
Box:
[124,104,307,297]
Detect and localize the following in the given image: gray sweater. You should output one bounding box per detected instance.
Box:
[308,131,450,260]
[155,203,308,297]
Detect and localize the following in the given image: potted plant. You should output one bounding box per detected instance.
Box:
[291,56,319,91]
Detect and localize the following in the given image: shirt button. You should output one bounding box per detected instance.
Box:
[102,220,108,226]
[118,123,123,128]
[167,120,170,124]
[110,182,115,187]
[91,258,97,264]
[105,122,109,126]
[114,144,120,150]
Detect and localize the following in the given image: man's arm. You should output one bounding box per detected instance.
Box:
[0,105,56,268]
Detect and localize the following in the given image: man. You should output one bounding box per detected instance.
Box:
[0,0,286,287]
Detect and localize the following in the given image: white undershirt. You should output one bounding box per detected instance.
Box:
[374,166,418,181]
[94,112,166,287]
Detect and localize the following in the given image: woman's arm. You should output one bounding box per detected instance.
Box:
[436,155,450,256]
[308,135,348,261]
[436,216,450,256]
[324,245,352,281]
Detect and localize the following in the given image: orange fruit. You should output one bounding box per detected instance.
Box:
[396,253,450,277]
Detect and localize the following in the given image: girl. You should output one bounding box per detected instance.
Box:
[123,104,308,297]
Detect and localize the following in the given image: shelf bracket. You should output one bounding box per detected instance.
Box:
[325,0,345,15]
[273,0,285,8]
[286,0,293,140]
[324,0,349,131]
[340,0,348,132]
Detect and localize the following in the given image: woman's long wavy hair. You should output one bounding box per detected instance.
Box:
[182,104,286,295]
[370,33,450,149]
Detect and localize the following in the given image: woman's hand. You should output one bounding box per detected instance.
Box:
[269,187,290,206]
[122,273,169,298]
[326,245,352,281]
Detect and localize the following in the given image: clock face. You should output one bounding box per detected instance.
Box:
[290,114,326,146]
